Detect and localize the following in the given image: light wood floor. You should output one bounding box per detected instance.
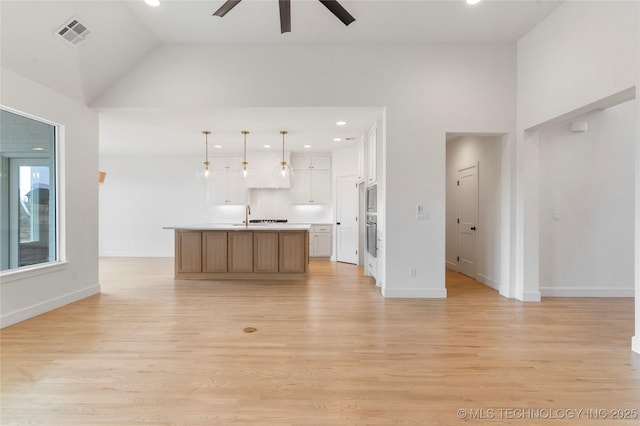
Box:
[2,259,639,425]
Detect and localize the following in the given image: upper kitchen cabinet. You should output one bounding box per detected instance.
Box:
[367,125,377,185]
[211,157,246,205]
[357,135,365,183]
[291,154,331,204]
[211,157,241,172]
[291,155,331,171]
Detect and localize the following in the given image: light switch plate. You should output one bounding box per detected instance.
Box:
[416,204,429,220]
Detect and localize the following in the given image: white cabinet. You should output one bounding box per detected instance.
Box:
[357,136,365,183]
[291,155,331,204]
[367,125,377,185]
[211,157,241,172]
[365,253,377,279]
[292,156,331,170]
[309,224,332,258]
[211,157,246,205]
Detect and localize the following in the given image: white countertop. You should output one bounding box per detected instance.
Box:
[164,223,312,231]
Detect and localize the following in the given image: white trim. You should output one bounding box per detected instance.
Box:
[632,336,640,355]
[99,250,173,257]
[0,261,68,284]
[445,260,457,270]
[382,287,447,298]
[0,283,100,328]
[477,273,500,291]
[522,291,541,302]
[540,287,634,298]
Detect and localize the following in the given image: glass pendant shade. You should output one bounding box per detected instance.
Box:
[202,130,211,178]
[241,130,249,178]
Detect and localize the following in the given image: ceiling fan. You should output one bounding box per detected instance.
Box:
[213,0,356,34]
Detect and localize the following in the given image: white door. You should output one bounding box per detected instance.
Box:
[336,176,358,264]
[457,163,478,278]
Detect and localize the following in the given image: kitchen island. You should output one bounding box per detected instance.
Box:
[164,224,310,280]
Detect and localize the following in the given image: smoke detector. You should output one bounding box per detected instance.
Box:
[56,18,90,46]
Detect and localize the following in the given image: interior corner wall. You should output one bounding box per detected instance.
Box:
[446,136,502,290]
[538,101,635,297]
[0,68,100,328]
[515,1,639,348]
[517,1,639,129]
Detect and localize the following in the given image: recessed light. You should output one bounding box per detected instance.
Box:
[303,145,311,148]
[145,0,160,6]
[32,147,45,151]
[263,145,271,148]
[333,138,342,142]
[336,120,347,126]
[214,145,222,149]
[466,0,481,4]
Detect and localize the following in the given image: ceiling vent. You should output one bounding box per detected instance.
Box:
[56,18,90,46]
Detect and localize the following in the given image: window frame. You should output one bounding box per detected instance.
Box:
[0,106,64,278]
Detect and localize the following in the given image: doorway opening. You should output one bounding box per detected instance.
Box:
[445,133,505,294]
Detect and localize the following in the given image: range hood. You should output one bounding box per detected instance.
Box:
[245,151,291,188]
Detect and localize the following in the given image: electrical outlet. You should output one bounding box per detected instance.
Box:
[409,267,416,277]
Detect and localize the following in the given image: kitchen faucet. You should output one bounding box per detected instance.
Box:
[245,205,251,227]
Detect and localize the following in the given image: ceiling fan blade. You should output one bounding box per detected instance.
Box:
[279,0,291,33]
[213,0,242,17]
[318,0,355,26]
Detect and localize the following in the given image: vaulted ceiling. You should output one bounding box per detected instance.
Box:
[1,0,563,154]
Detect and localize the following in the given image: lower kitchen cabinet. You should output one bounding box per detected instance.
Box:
[309,224,332,258]
[173,229,308,279]
[176,231,202,273]
[279,231,308,273]
[203,231,228,272]
[228,232,254,272]
[254,231,279,273]
[365,253,377,279]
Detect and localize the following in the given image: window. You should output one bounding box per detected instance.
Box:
[1,109,58,271]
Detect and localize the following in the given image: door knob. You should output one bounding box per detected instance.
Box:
[336,222,341,225]
[470,226,476,231]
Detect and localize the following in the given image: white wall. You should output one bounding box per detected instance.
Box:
[515,0,640,351]
[518,1,639,129]
[446,135,503,290]
[99,152,335,257]
[99,154,205,257]
[93,42,516,298]
[538,101,635,297]
[1,68,100,327]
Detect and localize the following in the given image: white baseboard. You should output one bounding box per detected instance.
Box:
[1,284,100,328]
[633,336,640,355]
[522,291,541,302]
[382,287,447,298]
[477,273,500,291]
[540,287,635,297]
[445,261,457,270]
[99,250,173,257]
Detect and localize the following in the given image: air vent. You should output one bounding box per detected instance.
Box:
[56,18,90,46]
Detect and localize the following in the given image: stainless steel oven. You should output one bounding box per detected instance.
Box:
[366,214,377,258]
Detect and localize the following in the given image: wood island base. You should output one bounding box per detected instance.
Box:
[173,228,310,280]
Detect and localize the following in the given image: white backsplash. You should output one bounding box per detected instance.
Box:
[203,189,332,224]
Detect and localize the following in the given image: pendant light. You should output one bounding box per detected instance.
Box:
[241,130,249,178]
[280,130,289,177]
[202,130,211,177]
